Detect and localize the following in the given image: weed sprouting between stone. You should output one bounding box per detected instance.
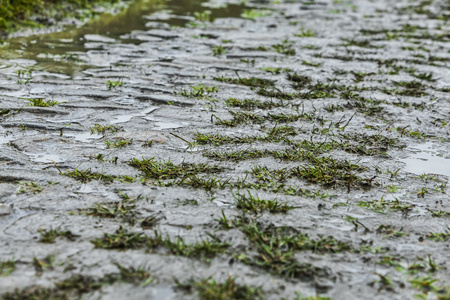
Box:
[234,191,295,214]
[211,110,315,127]
[357,197,414,214]
[381,80,428,97]
[294,28,316,37]
[0,260,16,277]
[106,79,123,90]
[63,168,117,183]
[213,76,275,88]
[376,225,408,239]
[91,227,147,249]
[147,232,229,262]
[256,87,296,100]
[129,157,223,180]
[194,132,256,146]
[2,266,152,299]
[177,174,230,193]
[38,228,78,243]
[225,97,289,110]
[235,220,351,279]
[176,84,219,100]
[205,146,373,190]
[213,45,226,56]
[272,39,296,56]
[241,9,271,20]
[90,124,121,134]
[91,227,229,262]
[175,275,263,300]
[113,262,152,285]
[425,227,450,242]
[426,208,450,218]
[32,255,55,275]
[104,138,132,149]
[26,98,59,107]
[81,191,141,225]
[16,181,43,194]
[287,73,312,90]
[290,159,369,189]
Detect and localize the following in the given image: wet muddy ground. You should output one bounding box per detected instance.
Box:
[0,0,449,299]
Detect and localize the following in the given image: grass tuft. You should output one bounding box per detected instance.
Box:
[0,260,15,277]
[234,191,295,214]
[213,76,275,88]
[175,275,263,300]
[63,168,116,183]
[26,98,59,107]
[91,227,147,249]
[38,228,78,243]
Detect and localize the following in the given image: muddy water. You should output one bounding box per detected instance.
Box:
[0,0,449,299]
[0,0,246,75]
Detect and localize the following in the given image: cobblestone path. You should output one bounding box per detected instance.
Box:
[0,0,449,299]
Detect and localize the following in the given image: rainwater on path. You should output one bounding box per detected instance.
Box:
[0,0,247,76]
[0,0,449,299]
[400,142,450,177]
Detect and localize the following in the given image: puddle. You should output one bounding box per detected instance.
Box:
[142,114,188,130]
[75,181,116,196]
[111,106,158,124]
[84,34,117,43]
[65,132,103,142]
[26,153,66,163]
[151,286,177,300]
[400,142,450,177]
[76,184,97,194]
[153,121,187,130]
[0,0,247,76]
[46,118,86,124]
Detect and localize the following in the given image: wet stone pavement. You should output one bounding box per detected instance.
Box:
[0,0,449,299]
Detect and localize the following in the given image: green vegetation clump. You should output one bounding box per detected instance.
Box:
[241,9,271,20]
[213,46,226,56]
[272,39,296,56]
[90,124,121,134]
[16,181,43,194]
[104,138,132,149]
[63,168,117,183]
[129,157,222,180]
[225,97,288,110]
[236,221,338,279]
[0,259,15,277]
[81,191,141,225]
[38,228,78,243]
[357,197,415,214]
[213,76,275,88]
[91,227,148,249]
[176,276,263,300]
[26,98,59,107]
[426,227,450,242]
[234,191,295,214]
[1,267,151,299]
[91,227,229,262]
[176,84,219,100]
[106,79,124,90]
[146,232,229,262]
